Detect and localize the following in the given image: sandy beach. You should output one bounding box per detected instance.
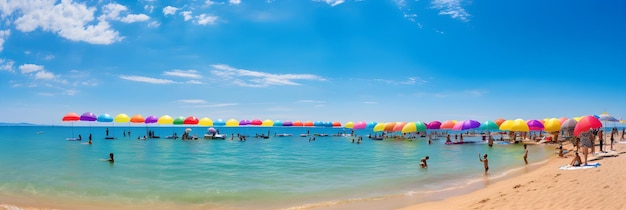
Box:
[399,141,626,210]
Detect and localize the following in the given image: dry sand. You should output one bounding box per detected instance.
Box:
[399,141,626,210]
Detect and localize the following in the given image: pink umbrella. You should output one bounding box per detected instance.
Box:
[353,121,367,130]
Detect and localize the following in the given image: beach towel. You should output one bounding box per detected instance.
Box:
[559,162,601,170]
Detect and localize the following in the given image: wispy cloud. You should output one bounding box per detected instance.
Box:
[0,29,10,52]
[181,11,193,21]
[431,0,470,22]
[119,14,150,23]
[119,75,175,84]
[372,77,427,85]
[314,0,345,7]
[229,0,242,5]
[210,64,326,87]
[0,59,14,72]
[179,99,207,104]
[163,69,202,79]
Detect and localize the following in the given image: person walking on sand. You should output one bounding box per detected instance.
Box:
[598,129,604,152]
[523,145,529,165]
[478,153,489,173]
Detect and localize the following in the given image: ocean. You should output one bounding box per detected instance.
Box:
[0,125,555,209]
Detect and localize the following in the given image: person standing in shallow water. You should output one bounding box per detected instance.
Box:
[478,153,489,173]
[107,153,114,162]
[523,144,529,165]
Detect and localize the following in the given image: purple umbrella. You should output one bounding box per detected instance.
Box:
[452,120,481,131]
[427,121,441,129]
[208,127,217,134]
[145,115,158,124]
[527,120,544,131]
[239,119,251,126]
[80,112,97,122]
[282,121,293,126]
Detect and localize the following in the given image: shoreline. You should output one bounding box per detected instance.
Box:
[398,142,626,210]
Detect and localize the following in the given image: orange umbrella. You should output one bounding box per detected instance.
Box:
[384,122,396,132]
[303,121,314,127]
[293,121,304,126]
[130,114,145,123]
[440,120,456,129]
[494,118,506,127]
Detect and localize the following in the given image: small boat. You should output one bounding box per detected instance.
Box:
[277,133,292,137]
[445,141,476,145]
[66,137,81,141]
[300,134,309,137]
[371,137,384,140]
[105,136,115,140]
[204,134,226,140]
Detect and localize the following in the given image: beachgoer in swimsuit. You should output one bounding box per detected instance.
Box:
[579,130,592,165]
[478,153,489,173]
[523,144,528,165]
[107,153,115,162]
[420,156,429,168]
[570,152,581,167]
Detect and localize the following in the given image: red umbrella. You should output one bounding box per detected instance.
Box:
[574,116,602,136]
[62,112,80,138]
[184,116,199,125]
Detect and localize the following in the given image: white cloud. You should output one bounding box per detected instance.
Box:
[186,80,202,84]
[147,21,160,27]
[210,64,326,87]
[119,75,175,84]
[314,0,345,7]
[229,0,242,5]
[44,55,55,60]
[205,0,218,7]
[162,6,179,16]
[179,99,207,104]
[120,14,150,23]
[163,69,202,79]
[208,103,238,108]
[1,0,123,45]
[431,0,470,21]
[371,77,427,85]
[0,59,14,72]
[19,64,44,74]
[0,29,9,52]
[34,70,56,80]
[181,11,193,21]
[144,4,154,13]
[196,14,218,25]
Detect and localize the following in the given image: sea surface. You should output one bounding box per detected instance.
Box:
[0,125,556,209]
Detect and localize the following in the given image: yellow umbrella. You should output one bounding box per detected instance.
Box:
[114,113,130,123]
[225,119,239,127]
[499,119,514,130]
[373,123,386,132]
[344,121,354,129]
[198,117,213,126]
[261,119,274,126]
[543,118,561,132]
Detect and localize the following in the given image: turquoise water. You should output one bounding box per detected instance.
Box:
[0,126,554,209]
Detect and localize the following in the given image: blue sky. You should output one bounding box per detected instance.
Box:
[0,0,625,125]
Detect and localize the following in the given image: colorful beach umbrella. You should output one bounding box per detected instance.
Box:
[383,122,396,132]
[250,119,263,126]
[184,116,199,125]
[452,120,480,131]
[393,122,407,132]
[479,120,499,130]
[427,121,441,130]
[239,119,251,126]
[292,121,303,126]
[173,116,185,125]
[543,118,561,132]
[332,121,342,127]
[574,116,602,136]
[226,119,239,127]
[494,118,506,127]
[401,121,427,133]
[198,117,213,126]
[97,114,113,122]
[598,112,618,122]
[440,120,456,129]
[262,119,274,126]
[114,113,130,123]
[62,112,80,138]
[353,121,367,130]
[282,121,293,126]
[273,120,283,126]
[80,112,97,122]
[157,115,174,125]
[213,119,226,126]
[373,123,385,132]
[526,120,544,131]
[560,119,577,130]
[145,115,158,124]
[303,121,314,127]
[130,114,145,123]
